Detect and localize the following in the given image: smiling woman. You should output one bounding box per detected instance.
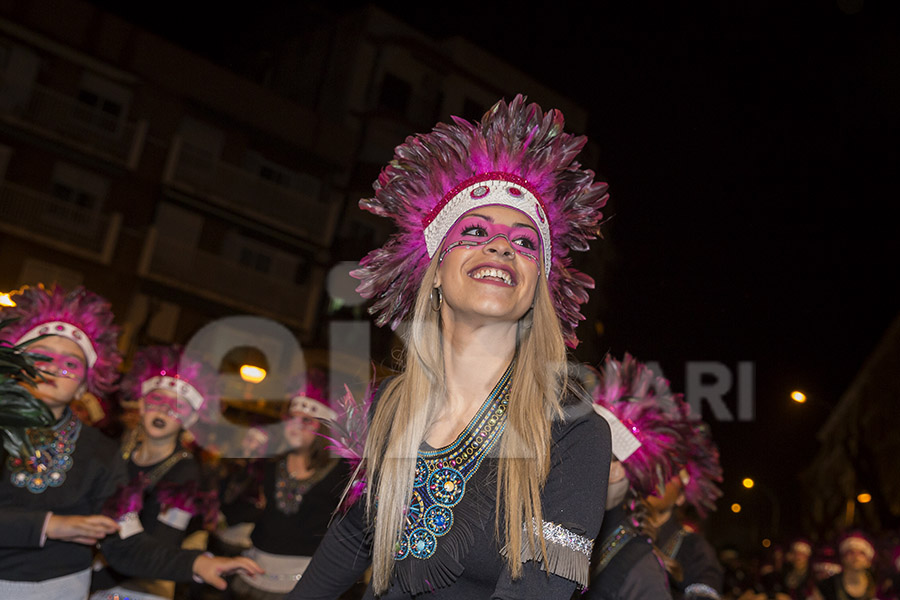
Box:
[287,95,612,600]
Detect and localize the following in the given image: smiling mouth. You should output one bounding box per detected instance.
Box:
[469,267,516,286]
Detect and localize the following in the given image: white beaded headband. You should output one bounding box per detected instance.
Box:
[141,375,204,412]
[289,395,337,421]
[422,172,552,276]
[16,321,98,367]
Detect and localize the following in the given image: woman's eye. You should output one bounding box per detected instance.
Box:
[461,224,487,236]
[514,237,537,251]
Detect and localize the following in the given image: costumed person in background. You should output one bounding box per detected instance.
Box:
[287,95,612,600]
[585,354,675,600]
[0,284,262,600]
[90,345,221,600]
[641,369,724,600]
[877,544,900,600]
[780,538,816,600]
[209,422,271,558]
[813,532,878,600]
[230,376,351,600]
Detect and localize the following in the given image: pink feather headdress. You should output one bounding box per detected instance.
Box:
[316,381,375,511]
[122,345,219,426]
[351,94,609,348]
[3,284,121,396]
[673,400,723,517]
[592,354,685,499]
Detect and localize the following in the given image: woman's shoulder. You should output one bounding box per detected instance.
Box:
[549,394,611,470]
[555,393,610,441]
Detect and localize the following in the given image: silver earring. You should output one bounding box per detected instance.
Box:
[430,286,443,311]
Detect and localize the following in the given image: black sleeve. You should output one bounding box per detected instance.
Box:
[680,534,724,597]
[99,532,203,582]
[621,552,673,600]
[492,402,611,599]
[0,507,50,548]
[284,495,372,599]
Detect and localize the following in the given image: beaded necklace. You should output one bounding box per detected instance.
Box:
[275,456,337,515]
[395,362,512,561]
[7,409,82,494]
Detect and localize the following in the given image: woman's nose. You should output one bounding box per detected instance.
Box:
[483,234,515,258]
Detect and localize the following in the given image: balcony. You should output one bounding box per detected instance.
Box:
[138,228,322,333]
[163,138,341,247]
[0,181,121,264]
[0,83,147,169]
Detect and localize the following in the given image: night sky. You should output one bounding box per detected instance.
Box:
[88,0,900,543]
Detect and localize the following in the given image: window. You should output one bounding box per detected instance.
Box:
[46,163,108,231]
[71,72,131,136]
[18,258,82,291]
[245,151,323,200]
[239,247,273,274]
[378,73,411,115]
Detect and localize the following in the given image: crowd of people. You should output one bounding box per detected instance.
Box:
[1,95,893,600]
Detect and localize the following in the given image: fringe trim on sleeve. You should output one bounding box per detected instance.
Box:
[500,518,595,589]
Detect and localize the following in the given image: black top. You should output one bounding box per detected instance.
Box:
[249,456,351,556]
[286,386,611,600]
[817,573,877,600]
[657,515,724,599]
[585,506,672,600]
[0,411,201,582]
[91,445,203,591]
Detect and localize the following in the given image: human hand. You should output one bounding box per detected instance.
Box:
[46,514,119,545]
[192,554,264,590]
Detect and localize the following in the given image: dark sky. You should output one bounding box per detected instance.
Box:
[90,0,900,541]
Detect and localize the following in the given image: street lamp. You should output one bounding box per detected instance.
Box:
[239,364,267,384]
[731,503,742,514]
[791,391,807,404]
[0,292,15,307]
[742,478,755,489]
[857,492,872,504]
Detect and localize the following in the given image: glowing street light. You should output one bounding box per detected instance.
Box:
[240,365,267,384]
[731,503,742,513]
[0,292,15,307]
[857,492,872,504]
[762,538,771,548]
[742,478,755,489]
[791,391,807,404]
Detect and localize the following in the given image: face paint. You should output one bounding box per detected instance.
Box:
[33,350,87,381]
[439,213,541,264]
[143,389,194,422]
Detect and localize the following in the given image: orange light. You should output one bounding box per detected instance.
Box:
[762,538,771,548]
[742,478,755,489]
[791,391,807,403]
[0,292,15,307]
[731,503,741,513]
[239,365,267,383]
[857,492,872,504]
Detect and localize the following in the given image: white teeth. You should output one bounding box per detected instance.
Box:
[471,267,514,285]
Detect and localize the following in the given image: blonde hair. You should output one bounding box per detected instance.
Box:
[362,254,568,593]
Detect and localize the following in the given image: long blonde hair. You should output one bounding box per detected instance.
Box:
[362,254,568,593]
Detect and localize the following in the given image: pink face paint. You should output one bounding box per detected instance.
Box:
[143,389,193,421]
[439,214,542,263]
[32,350,87,381]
